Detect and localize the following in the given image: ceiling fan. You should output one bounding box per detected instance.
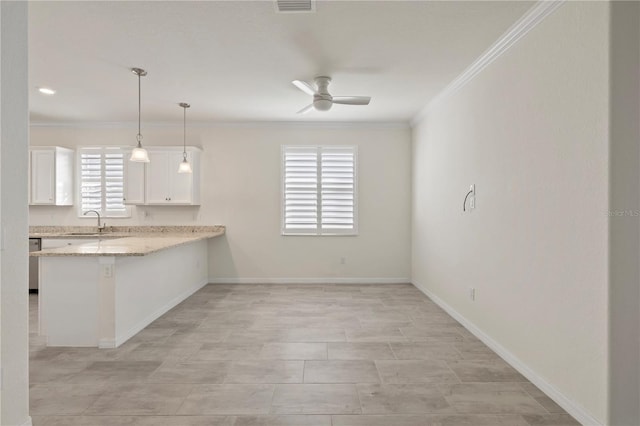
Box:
[292,76,371,114]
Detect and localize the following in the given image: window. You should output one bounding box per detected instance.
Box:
[282,145,357,235]
[78,147,128,217]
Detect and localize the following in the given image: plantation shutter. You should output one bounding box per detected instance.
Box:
[283,147,319,231]
[80,148,127,217]
[282,146,357,235]
[104,150,126,215]
[80,150,102,212]
[321,147,356,231]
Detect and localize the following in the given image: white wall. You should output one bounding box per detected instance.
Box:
[29,124,412,283]
[412,2,609,424]
[1,2,30,425]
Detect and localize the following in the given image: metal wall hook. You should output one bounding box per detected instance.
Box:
[463,190,473,212]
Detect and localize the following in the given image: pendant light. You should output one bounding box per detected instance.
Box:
[130,68,150,163]
[177,102,193,174]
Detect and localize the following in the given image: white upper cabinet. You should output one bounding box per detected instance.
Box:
[146,151,170,204]
[122,150,146,205]
[29,147,74,206]
[143,148,201,205]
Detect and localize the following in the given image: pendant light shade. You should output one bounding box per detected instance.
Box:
[178,102,192,174]
[178,157,193,174]
[130,137,150,162]
[130,68,150,163]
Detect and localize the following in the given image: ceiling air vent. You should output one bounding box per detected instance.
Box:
[275,0,315,13]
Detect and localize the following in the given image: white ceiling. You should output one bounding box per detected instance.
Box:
[28,1,533,124]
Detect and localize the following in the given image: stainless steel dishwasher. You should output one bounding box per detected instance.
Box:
[29,238,41,293]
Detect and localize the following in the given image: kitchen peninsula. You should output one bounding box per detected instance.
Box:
[30,226,224,348]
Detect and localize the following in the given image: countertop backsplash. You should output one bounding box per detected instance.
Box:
[30,225,225,235]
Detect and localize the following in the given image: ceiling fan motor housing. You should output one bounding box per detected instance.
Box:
[313,76,333,111]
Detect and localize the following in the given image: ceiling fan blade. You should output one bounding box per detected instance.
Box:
[297,104,314,114]
[332,96,371,106]
[292,80,317,96]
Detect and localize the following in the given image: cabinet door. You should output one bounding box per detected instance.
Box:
[123,151,146,204]
[168,152,193,204]
[55,149,74,205]
[145,151,170,204]
[31,150,55,204]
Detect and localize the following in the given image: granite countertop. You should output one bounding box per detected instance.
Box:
[30,226,225,257]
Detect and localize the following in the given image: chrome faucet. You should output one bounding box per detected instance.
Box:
[83,210,106,232]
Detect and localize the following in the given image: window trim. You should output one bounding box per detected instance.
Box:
[77,146,131,219]
[281,145,358,236]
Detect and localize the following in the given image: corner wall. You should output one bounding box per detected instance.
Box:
[411,2,609,423]
[29,124,412,283]
[608,2,640,425]
[1,2,30,425]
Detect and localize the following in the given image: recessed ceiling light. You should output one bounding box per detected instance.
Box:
[38,87,56,95]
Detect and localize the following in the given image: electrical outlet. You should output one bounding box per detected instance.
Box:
[340,257,346,265]
[104,264,113,278]
[469,287,476,301]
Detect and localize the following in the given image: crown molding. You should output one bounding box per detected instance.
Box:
[411,0,565,127]
[29,120,410,130]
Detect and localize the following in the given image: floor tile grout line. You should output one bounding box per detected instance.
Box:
[165,383,194,417]
[443,358,464,384]
[267,383,278,415]
[373,358,385,384]
[387,342,398,360]
[353,382,365,415]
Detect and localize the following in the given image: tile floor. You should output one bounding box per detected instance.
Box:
[29,284,580,426]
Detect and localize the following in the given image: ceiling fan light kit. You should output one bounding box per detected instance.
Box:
[292,76,371,114]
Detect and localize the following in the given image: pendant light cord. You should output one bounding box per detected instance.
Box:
[137,71,142,143]
[179,103,190,161]
[183,106,187,160]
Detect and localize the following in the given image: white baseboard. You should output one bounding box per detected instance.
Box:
[106,278,209,348]
[208,277,410,285]
[98,338,116,349]
[21,417,33,426]
[412,280,602,426]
